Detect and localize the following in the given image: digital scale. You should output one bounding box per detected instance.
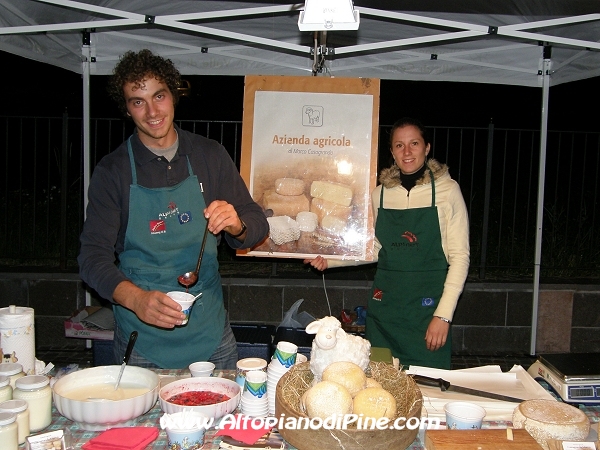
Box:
[527,353,600,404]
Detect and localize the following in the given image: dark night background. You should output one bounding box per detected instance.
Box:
[3,50,599,130]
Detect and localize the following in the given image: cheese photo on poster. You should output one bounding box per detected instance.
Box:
[239,77,378,261]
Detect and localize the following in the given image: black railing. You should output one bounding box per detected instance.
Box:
[1,115,599,281]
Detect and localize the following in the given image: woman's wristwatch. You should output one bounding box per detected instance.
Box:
[434,315,451,324]
[229,220,247,238]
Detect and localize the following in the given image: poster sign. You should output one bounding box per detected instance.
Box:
[239,76,379,261]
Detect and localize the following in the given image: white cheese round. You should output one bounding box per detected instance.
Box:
[512,399,590,450]
[353,387,397,420]
[322,361,366,397]
[304,381,353,419]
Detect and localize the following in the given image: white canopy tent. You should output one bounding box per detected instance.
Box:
[1,0,599,354]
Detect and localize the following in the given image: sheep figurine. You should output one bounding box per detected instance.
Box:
[305,316,371,382]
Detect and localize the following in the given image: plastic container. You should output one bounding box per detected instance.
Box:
[0,363,25,390]
[444,401,486,429]
[13,375,51,432]
[0,399,30,444]
[0,375,12,402]
[235,358,268,388]
[0,411,18,450]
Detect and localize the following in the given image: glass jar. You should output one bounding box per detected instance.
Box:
[13,375,51,432]
[0,399,30,444]
[0,411,18,450]
[0,363,25,390]
[0,375,12,402]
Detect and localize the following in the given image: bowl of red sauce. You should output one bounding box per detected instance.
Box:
[159,377,240,419]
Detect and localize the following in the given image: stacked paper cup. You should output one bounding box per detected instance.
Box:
[267,341,298,415]
[240,371,269,417]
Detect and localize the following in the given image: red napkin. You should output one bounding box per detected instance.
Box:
[82,427,158,450]
[214,414,274,445]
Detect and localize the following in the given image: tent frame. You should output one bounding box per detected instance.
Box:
[3,1,600,354]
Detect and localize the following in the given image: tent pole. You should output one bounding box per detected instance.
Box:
[82,34,92,348]
[530,50,551,356]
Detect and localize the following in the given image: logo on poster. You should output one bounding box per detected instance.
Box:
[303,105,323,126]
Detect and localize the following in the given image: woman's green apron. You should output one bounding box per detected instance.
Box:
[366,168,451,369]
[114,137,224,368]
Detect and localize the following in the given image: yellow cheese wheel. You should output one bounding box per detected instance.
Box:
[304,381,353,419]
[365,378,382,389]
[322,361,367,397]
[353,387,397,420]
[512,399,590,450]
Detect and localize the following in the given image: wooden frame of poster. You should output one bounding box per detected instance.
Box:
[238,75,380,262]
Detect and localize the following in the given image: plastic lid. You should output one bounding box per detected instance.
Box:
[236,358,268,370]
[0,363,23,376]
[0,411,16,426]
[0,376,9,388]
[0,399,27,413]
[15,375,49,390]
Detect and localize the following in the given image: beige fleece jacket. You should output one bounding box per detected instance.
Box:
[327,159,470,320]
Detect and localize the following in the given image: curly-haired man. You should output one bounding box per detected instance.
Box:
[79,49,268,369]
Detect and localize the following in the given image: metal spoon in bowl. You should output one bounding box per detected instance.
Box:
[177,220,209,289]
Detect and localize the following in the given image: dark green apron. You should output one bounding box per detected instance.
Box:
[114,137,224,368]
[366,169,451,369]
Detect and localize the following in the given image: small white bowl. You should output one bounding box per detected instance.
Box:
[52,365,159,431]
[159,377,240,419]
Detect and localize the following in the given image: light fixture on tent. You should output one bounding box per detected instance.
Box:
[298,0,360,31]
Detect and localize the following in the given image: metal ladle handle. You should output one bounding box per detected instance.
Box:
[194,220,210,276]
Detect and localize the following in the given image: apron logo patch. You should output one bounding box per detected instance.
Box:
[372,288,383,301]
[401,231,417,242]
[178,211,192,224]
[149,220,166,234]
[421,297,435,306]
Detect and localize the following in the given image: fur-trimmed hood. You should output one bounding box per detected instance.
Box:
[378,158,449,189]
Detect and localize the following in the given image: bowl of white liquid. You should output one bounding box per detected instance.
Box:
[52,365,159,431]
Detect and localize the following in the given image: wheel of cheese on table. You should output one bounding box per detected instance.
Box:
[322,361,366,397]
[304,380,353,419]
[365,377,382,389]
[353,387,397,420]
[512,399,590,450]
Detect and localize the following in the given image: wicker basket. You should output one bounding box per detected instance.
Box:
[275,361,422,450]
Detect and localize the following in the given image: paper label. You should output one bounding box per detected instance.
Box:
[561,442,596,449]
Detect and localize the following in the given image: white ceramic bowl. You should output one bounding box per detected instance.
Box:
[159,377,240,419]
[52,365,159,431]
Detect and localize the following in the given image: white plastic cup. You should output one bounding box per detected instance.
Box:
[189,361,215,377]
[166,291,196,325]
[444,401,486,429]
[235,358,267,388]
[244,370,268,399]
[294,353,308,365]
[166,427,205,449]
[272,341,298,368]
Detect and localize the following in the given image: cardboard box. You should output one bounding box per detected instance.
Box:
[27,429,66,450]
[64,306,114,340]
